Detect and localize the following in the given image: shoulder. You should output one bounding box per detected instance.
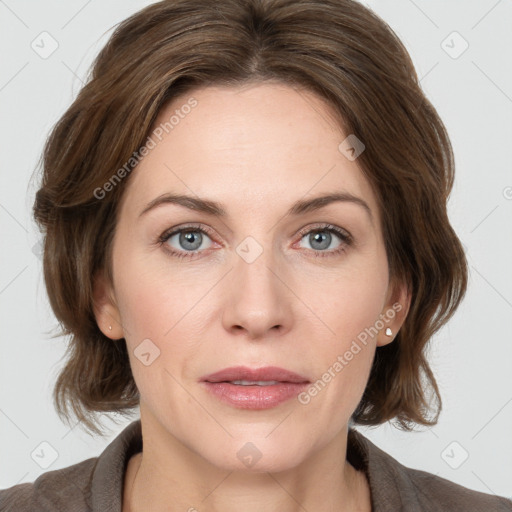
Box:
[348,428,512,512]
[0,457,97,512]
[403,464,512,512]
[0,420,142,512]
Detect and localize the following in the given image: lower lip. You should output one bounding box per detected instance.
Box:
[202,382,309,409]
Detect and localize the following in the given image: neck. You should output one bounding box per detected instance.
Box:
[123,411,371,512]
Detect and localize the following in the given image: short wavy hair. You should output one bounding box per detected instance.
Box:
[32,0,467,436]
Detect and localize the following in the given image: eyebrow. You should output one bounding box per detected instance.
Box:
[139,191,373,223]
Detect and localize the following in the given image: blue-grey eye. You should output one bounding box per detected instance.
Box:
[300,229,343,252]
[164,229,213,252]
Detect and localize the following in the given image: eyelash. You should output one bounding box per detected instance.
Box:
[157,223,353,260]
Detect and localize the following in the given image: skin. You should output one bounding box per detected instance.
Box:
[93,81,410,512]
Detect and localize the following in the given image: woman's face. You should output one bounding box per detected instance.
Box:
[95,82,408,472]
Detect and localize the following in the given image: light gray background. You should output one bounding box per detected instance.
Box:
[1,0,511,500]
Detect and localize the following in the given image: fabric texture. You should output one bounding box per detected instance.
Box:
[1,419,511,511]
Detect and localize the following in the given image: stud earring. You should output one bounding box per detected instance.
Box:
[385,327,392,336]
[108,325,112,331]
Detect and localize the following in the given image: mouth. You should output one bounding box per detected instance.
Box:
[200,366,310,409]
[225,380,283,386]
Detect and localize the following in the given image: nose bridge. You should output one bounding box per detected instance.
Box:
[222,233,290,338]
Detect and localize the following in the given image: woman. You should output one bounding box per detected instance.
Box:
[1,0,510,510]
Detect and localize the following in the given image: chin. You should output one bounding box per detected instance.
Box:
[196,434,314,474]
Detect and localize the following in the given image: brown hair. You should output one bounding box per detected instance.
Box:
[32,0,467,436]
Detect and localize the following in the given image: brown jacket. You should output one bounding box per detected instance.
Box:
[1,419,511,511]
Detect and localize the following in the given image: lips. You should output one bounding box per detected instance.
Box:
[200,366,310,409]
[201,365,310,384]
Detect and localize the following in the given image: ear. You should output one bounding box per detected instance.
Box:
[92,270,124,340]
[376,275,411,348]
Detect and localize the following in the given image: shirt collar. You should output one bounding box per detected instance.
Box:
[347,427,422,511]
[91,419,142,512]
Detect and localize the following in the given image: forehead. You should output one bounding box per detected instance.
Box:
[119,82,380,224]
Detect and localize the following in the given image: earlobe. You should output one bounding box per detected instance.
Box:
[92,271,124,340]
[377,277,411,347]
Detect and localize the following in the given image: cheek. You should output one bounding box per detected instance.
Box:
[112,247,214,393]
[308,256,388,346]
[113,243,204,341]
[296,257,388,413]
[114,267,201,421]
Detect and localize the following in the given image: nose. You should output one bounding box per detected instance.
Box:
[221,245,292,340]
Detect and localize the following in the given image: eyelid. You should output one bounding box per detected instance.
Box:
[158,223,220,248]
[295,223,352,243]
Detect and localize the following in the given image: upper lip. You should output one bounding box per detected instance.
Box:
[201,366,310,383]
